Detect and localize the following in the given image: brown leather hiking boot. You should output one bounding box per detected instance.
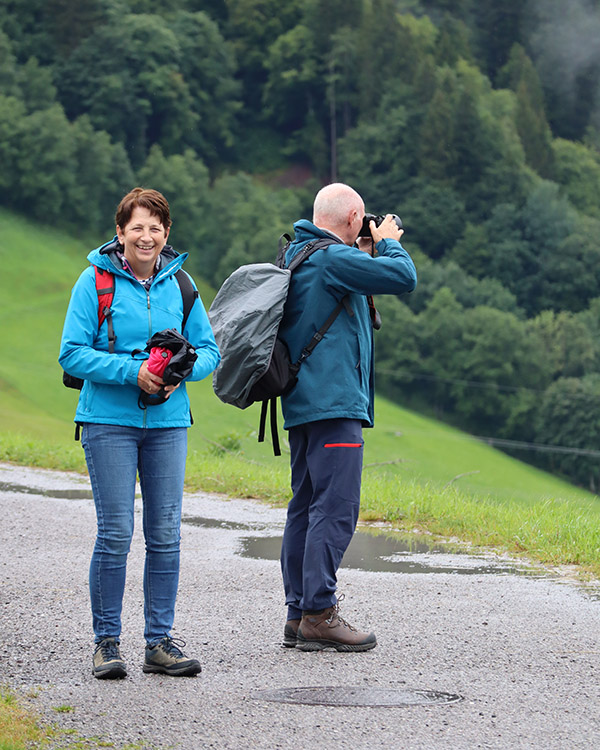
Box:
[296,599,377,652]
[283,619,300,648]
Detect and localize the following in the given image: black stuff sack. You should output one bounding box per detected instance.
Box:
[140,328,197,407]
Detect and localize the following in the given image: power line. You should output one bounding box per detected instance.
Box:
[375,368,600,457]
[473,435,600,458]
[375,367,542,393]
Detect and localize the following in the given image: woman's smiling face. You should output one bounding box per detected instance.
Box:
[116,205,170,278]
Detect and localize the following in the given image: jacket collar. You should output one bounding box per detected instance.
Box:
[87,237,187,280]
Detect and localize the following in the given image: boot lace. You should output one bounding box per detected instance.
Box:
[159,636,188,658]
[325,593,357,631]
[98,639,121,660]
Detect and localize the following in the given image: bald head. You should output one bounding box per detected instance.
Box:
[313,183,365,245]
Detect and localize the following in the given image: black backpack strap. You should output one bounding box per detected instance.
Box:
[269,398,281,456]
[258,398,282,457]
[105,310,116,354]
[286,238,335,272]
[276,233,292,268]
[292,294,353,373]
[258,401,268,444]
[174,269,198,332]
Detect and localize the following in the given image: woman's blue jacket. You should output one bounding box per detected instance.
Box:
[59,239,221,429]
[279,220,417,430]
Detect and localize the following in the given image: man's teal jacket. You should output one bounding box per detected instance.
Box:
[279,220,417,430]
[59,240,220,429]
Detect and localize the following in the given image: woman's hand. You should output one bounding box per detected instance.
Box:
[137,361,181,399]
[137,361,164,394]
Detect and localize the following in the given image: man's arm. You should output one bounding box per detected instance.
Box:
[323,221,417,297]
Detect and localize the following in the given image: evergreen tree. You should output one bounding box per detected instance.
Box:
[498,44,554,177]
[0,29,17,96]
[418,69,457,183]
[434,13,473,67]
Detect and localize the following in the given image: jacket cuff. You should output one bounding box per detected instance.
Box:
[127,359,143,386]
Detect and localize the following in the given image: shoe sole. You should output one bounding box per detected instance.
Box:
[92,665,127,679]
[295,639,377,652]
[283,623,299,648]
[142,663,201,676]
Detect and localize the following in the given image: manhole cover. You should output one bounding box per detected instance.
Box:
[254,686,463,707]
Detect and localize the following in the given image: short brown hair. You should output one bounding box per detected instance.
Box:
[115,187,172,229]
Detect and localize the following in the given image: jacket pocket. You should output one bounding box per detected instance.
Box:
[354,334,364,387]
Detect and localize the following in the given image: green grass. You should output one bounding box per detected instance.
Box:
[0,686,52,749]
[0,685,156,750]
[1,206,600,580]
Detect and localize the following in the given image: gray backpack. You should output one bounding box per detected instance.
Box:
[208,236,351,454]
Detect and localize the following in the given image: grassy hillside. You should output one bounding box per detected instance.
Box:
[1,208,599,574]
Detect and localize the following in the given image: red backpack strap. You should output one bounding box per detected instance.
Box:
[93,266,116,353]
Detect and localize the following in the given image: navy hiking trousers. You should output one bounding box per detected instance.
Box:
[281,418,364,619]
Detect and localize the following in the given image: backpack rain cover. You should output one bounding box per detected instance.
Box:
[209,263,292,409]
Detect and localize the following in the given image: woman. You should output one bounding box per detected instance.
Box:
[59,188,220,679]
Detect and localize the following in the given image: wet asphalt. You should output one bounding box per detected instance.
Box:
[1,461,599,749]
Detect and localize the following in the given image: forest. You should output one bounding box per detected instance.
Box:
[3,0,600,490]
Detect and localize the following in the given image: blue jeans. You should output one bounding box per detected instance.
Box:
[81,423,187,644]
[281,419,363,619]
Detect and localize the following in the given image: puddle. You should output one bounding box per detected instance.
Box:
[237,530,531,576]
[0,481,93,500]
[254,685,463,707]
[180,514,532,576]
[0,481,542,580]
[182,515,272,532]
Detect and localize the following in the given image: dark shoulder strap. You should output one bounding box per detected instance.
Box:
[174,269,199,332]
[258,398,282,456]
[286,237,336,273]
[291,295,353,374]
[276,233,292,269]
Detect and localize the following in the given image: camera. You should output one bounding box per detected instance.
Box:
[358,213,403,237]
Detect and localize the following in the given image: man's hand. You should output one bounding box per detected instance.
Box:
[370,214,404,244]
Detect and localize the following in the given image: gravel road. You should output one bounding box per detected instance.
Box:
[1,461,599,749]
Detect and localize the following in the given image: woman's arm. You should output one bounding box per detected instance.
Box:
[58,268,142,386]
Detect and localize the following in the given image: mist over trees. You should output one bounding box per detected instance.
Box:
[3,0,600,490]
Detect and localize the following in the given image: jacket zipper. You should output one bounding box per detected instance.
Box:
[143,288,152,428]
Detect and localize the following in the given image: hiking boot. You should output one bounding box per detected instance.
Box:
[283,618,300,648]
[296,598,377,652]
[92,638,127,679]
[143,636,201,676]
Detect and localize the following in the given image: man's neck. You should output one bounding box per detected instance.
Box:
[314,224,345,244]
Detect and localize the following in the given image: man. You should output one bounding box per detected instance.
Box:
[278,182,417,652]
